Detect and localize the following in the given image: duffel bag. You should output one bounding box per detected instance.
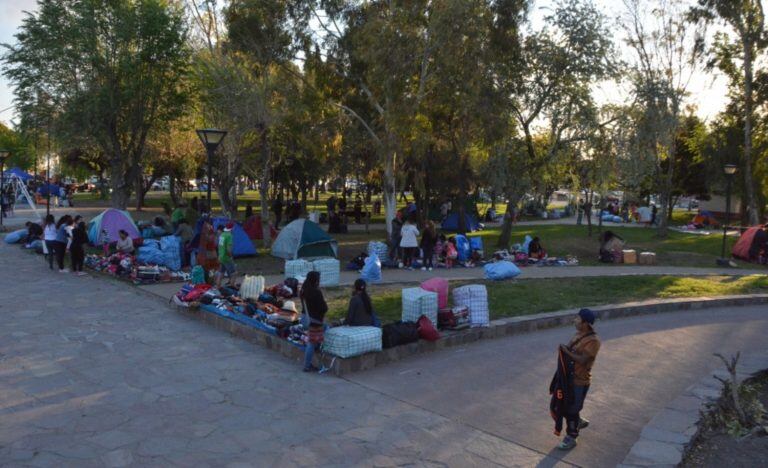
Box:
[381,321,420,349]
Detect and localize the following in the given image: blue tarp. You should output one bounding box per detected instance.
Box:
[484,261,522,280]
[2,167,32,181]
[441,213,481,232]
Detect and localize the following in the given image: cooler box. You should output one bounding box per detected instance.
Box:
[622,249,637,264]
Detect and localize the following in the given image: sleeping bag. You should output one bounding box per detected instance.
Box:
[484,261,521,280]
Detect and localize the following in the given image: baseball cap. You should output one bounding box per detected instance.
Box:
[578,308,596,325]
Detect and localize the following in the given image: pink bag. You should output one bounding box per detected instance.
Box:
[420,277,449,309]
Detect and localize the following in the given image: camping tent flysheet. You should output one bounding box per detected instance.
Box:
[87,209,140,245]
[191,217,257,257]
[243,215,277,240]
[732,225,766,261]
[441,213,481,232]
[2,167,33,181]
[271,219,338,259]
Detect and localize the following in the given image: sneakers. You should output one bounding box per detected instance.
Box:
[59,268,70,273]
[428,267,433,271]
[578,418,589,430]
[302,365,319,373]
[76,271,88,277]
[421,267,426,271]
[398,262,404,269]
[557,435,577,450]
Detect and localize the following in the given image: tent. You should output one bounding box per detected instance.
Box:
[692,210,719,227]
[36,183,61,197]
[732,225,766,262]
[271,219,338,259]
[441,213,481,232]
[87,209,140,245]
[2,167,33,181]
[191,217,257,258]
[243,215,277,241]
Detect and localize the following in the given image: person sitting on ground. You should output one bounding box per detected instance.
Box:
[301,271,327,373]
[528,236,547,260]
[445,237,458,268]
[153,216,171,236]
[344,279,377,327]
[598,230,624,263]
[174,218,194,266]
[115,229,135,254]
[435,233,446,265]
[24,220,43,246]
[216,222,236,288]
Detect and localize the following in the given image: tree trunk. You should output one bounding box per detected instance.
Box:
[383,143,397,240]
[742,40,760,225]
[497,197,519,248]
[169,175,181,207]
[135,175,145,211]
[259,128,272,248]
[656,140,675,238]
[109,157,131,209]
[586,190,593,237]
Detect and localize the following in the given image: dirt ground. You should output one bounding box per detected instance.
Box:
[682,372,768,468]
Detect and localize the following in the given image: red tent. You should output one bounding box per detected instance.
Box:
[243,215,277,240]
[732,225,766,261]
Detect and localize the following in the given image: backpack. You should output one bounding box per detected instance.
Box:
[382,321,420,348]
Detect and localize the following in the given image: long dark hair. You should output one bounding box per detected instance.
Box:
[56,215,73,229]
[300,271,321,300]
[353,279,373,316]
[44,214,55,226]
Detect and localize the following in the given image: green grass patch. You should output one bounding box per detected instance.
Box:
[321,275,768,324]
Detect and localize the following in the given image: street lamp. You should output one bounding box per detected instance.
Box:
[717,163,738,266]
[196,128,227,214]
[0,150,9,227]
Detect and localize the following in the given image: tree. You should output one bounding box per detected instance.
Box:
[691,0,766,224]
[3,0,190,209]
[622,0,705,237]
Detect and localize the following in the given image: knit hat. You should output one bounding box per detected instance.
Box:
[578,308,596,326]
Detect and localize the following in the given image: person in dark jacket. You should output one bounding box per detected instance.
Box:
[272,195,283,227]
[345,279,375,326]
[24,221,43,245]
[70,221,89,276]
[556,308,601,450]
[301,271,327,372]
[420,221,437,271]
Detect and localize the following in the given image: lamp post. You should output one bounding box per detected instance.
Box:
[718,164,738,266]
[46,151,51,217]
[0,150,9,227]
[195,128,227,215]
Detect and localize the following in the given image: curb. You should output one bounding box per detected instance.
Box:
[169,293,768,376]
[619,349,768,467]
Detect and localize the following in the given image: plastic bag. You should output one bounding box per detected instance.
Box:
[361,253,382,283]
[484,261,521,280]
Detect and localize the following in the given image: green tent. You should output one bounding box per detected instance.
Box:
[271,219,338,259]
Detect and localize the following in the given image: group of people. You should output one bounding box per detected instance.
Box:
[390,211,462,270]
[577,199,659,226]
[34,214,90,275]
[195,217,236,288]
[299,272,379,372]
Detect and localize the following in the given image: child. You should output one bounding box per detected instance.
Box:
[216,222,236,288]
[420,221,437,271]
[101,229,111,256]
[445,237,458,268]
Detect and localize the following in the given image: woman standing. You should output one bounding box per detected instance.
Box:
[196,217,220,277]
[54,215,73,273]
[43,214,57,270]
[399,215,420,270]
[420,221,437,271]
[301,271,327,373]
[70,221,88,276]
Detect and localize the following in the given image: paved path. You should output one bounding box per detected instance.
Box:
[2,242,768,467]
[138,264,765,299]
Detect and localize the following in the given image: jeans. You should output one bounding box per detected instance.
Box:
[304,342,318,369]
[45,240,56,269]
[566,385,590,438]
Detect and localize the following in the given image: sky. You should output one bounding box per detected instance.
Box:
[0,0,731,128]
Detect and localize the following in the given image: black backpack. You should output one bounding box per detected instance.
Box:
[382,321,420,348]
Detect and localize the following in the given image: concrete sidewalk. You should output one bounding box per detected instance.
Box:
[138,264,765,299]
[2,242,767,466]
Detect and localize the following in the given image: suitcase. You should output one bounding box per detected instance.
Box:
[323,326,382,358]
[622,249,637,264]
[382,321,420,348]
[402,287,438,326]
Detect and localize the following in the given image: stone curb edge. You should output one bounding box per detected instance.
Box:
[159,290,768,376]
[618,349,768,467]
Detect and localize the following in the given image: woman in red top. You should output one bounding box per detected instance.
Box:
[196,218,220,274]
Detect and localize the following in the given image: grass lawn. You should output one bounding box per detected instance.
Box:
[322,275,768,324]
